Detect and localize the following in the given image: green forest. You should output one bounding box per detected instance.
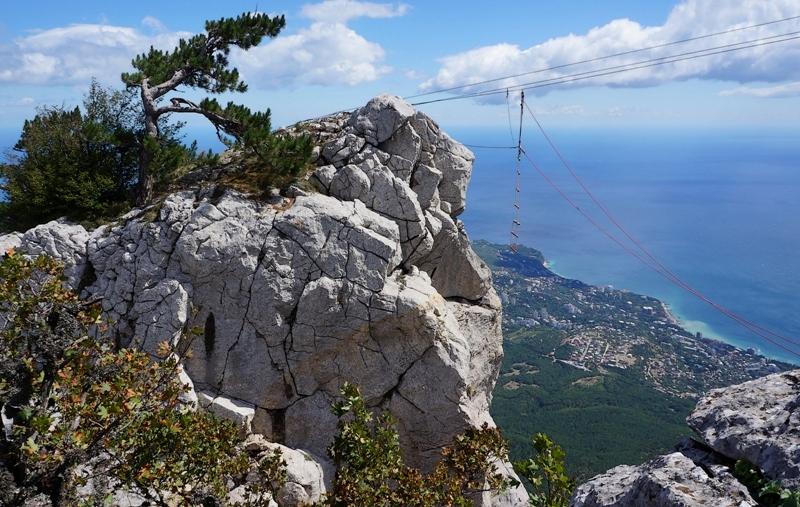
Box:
[490,327,695,482]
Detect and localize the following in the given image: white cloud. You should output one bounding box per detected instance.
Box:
[233,21,391,87]
[530,104,588,116]
[0,97,35,106]
[718,81,800,97]
[0,3,402,91]
[404,69,427,80]
[233,1,411,88]
[141,16,168,34]
[0,22,188,85]
[421,0,800,99]
[300,0,409,24]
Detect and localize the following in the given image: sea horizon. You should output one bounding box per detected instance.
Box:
[451,124,800,366]
[2,122,799,365]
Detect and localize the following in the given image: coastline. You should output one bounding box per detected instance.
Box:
[534,248,797,366]
[661,302,682,327]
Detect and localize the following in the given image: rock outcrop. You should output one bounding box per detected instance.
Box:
[3,94,527,506]
[571,369,800,506]
[688,369,800,490]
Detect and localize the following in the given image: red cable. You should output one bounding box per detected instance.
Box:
[524,104,799,351]
[519,147,800,358]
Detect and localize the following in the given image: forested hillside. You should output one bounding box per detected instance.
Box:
[476,240,794,481]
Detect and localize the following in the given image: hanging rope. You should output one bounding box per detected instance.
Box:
[509,91,525,253]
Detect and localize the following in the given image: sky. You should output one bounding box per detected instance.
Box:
[1,0,800,135]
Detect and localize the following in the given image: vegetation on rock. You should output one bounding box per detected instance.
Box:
[734,460,800,507]
[0,250,284,506]
[121,11,314,205]
[324,382,516,507]
[514,433,575,507]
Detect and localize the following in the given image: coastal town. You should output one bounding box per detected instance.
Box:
[474,240,795,399]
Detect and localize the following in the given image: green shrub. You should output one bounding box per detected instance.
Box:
[324,382,515,507]
[0,81,198,232]
[735,459,800,507]
[514,433,576,507]
[0,250,283,506]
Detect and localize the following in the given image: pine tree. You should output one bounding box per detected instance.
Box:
[122,12,312,206]
[0,82,144,232]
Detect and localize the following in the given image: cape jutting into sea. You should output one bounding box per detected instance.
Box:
[452,124,800,365]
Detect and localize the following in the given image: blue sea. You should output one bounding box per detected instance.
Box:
[450,125,800,365]
[2,124,799,364]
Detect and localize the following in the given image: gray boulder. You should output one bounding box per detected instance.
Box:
[572,369,800,505]
[347,93,416,146]
[1,220,91,289]
[688,369,800,489]
[312,95,487,300]
[570,439,757,507]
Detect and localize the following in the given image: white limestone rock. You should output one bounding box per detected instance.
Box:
[417,212,493,300]
[16,220,90,289]
[198,391,255,439]
[130,279,190,355]
[347,93,415,146]
[434,132,475,218]
[0,232,22,253]
[688,369,800,489]
[412,164,443,210]
[10,95,519,505]
[321,133,365,167]
[570,445,757,507]
[378,120,422,183]
[479,460,530,507]
[241,435,329,507]
[310,96,487,297]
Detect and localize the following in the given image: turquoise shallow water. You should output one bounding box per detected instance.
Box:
[3,124,799,364]
[451,125,800,365]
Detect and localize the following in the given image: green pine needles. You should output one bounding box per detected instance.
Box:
[122,11,313,205]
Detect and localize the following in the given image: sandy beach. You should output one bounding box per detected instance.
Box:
[661,302,682,326]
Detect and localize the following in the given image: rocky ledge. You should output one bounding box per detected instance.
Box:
[0,94,528,506]
[570,369,800,507]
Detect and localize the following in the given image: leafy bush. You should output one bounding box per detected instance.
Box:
[324,382,516,507]
[0,250,283,506]
[735,460,800,507]
[514,433,576,507]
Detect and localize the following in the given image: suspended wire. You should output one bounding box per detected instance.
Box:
[409,30,800,106]
[525,102,800,350]
[509,91,525,253]
[462,144,516,149]
[405,14,800,100]
[518,147,800,358]
[505,89,516,144]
